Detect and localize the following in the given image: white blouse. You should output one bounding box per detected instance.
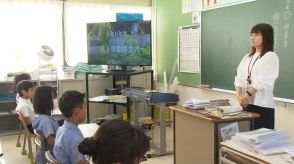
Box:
[234,51,279,108]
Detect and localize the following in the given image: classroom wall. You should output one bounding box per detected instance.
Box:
[157,83,294,142]
[155,0,200,86]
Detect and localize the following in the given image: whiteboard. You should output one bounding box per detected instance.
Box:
[178,25,200,73]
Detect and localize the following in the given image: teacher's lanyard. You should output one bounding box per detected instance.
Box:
[247,56,259,84]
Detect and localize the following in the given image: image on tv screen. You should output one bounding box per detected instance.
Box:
[87,20,151,66]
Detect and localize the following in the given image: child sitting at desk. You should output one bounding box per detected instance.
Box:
[15,80,35,134]
[78,119,150,164]
[53,90,88,164]
[32,86,59,164]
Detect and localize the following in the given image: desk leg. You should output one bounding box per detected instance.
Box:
[133,101,139,126]
[159,103,166,154]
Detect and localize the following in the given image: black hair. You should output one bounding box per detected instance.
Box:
[78,120,150,164]
[58,90,84,118]
[33,86,54,115]
[249,23,274,58]
[16,80,34,97]
[12,73,31,93]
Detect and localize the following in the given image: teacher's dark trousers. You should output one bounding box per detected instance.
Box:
[245,104,275,130]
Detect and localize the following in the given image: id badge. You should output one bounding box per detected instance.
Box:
[245,80,254,105]
[246,80,252,91]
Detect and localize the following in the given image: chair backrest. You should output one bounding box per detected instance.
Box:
[34,129,46,164]
[16,111,30,132]
[45,151,59,164]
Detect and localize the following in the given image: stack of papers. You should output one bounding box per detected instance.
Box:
[285,148,294,158]
[89,95,127,103]
[218,106,242,114]
[182,98,230,109]
[231,128,294,155]
[182,98,211,109]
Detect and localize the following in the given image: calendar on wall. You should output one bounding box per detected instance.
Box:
[178,25,200,73]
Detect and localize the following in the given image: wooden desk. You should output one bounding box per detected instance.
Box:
[78,123,99,138]
[170,106,259,164]
[220,140,292,164]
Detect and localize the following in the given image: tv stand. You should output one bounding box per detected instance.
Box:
[108,65,146,73]
[107,69,135,74]
[85,69,154,123]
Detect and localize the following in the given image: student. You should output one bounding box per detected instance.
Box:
[15,80,35,134]
[53,90,87,164]
[234,23,279,129]
[11,73,31,103]
[32,86,59,164]
[78,119,150,164]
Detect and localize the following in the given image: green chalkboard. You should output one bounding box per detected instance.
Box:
[156,0,200,86]
[201,0,294,99]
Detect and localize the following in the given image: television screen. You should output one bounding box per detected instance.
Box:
[87,20,151,66]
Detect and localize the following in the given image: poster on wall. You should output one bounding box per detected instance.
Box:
[182,0,203,13]
[221,0,256,6]
[204,0,256,10]
[178,25,200,73]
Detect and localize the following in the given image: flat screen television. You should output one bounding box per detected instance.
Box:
[87,20,151,66]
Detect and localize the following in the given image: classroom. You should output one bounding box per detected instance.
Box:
[0,0,294,163]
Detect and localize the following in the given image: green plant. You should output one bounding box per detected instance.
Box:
[7,72,17,77]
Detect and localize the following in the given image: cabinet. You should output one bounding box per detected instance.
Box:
[85,70,153,123]
[0,81,19,134]
[38,66,58,93]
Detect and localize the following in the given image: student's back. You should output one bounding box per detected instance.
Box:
[32,86,59,164]
[54,120,84,163]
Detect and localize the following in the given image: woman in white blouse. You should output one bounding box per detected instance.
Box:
[234,23,279,130]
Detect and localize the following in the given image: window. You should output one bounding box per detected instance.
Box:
[0,0,62,79]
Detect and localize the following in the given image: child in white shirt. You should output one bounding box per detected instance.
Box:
[15,80,35,133]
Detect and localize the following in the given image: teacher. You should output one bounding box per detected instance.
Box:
[234,23,279,130]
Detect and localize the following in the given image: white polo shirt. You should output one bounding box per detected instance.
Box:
[234,51,279,108]
[15,97,35,120]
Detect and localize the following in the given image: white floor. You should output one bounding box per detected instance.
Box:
[0,126,173,164]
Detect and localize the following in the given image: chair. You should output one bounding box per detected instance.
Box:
[34,129,46,164]
[16,114,24,147]
[139,119,155,146]
[45,151,59,164]
[16,111,34,161]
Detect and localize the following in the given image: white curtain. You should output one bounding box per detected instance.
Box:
[64,2,152,66]
[0,0,62,79]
